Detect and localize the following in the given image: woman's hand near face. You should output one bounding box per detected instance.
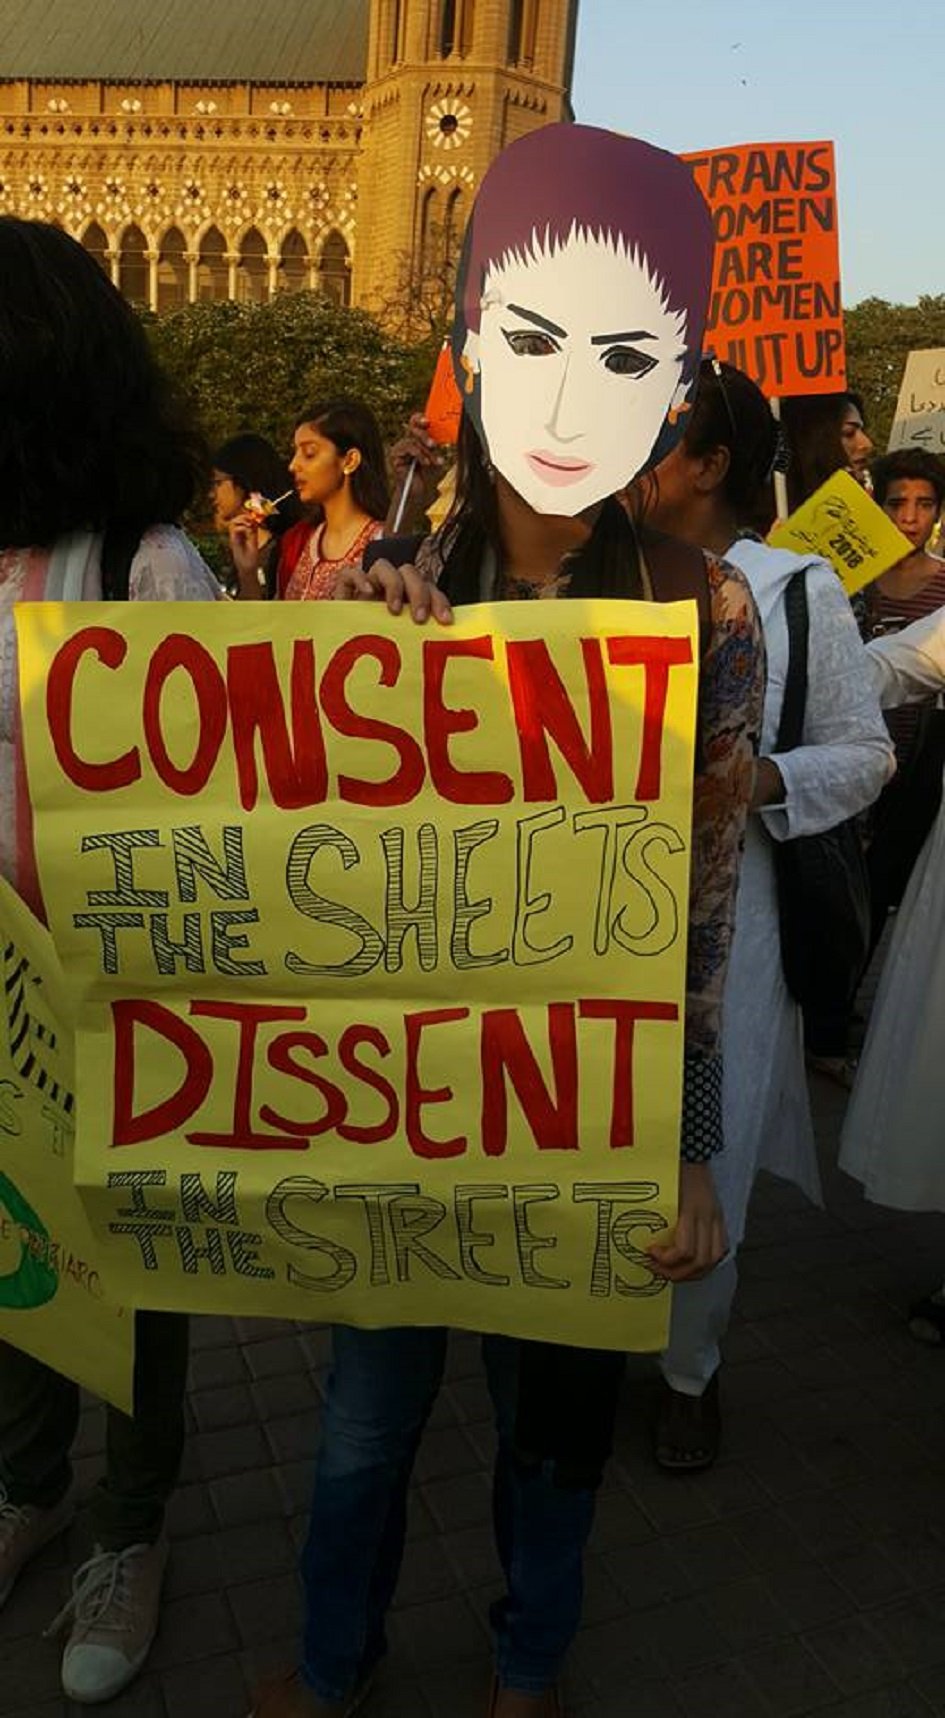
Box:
[334,558,453,625]
[227,513,264,600]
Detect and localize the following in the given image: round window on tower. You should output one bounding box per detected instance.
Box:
[425,100,473,150]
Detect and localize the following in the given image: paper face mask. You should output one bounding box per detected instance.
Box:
[452,125,714,517]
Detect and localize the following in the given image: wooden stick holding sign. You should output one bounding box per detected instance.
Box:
[390,339,463,532]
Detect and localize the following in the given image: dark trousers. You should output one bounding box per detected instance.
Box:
[0,1311,189,1549]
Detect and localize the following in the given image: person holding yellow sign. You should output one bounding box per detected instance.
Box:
[250,125,764,1718]
[0,218,220,1706]
[636,358,892,1470]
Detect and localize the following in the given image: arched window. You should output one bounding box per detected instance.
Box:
[390,0,401,62]
[440,0,457,55]
[118,225,148,304]
[318,230,351,306]
[238,227,268,303]
[81,221,108,274]
[444,187,465,275]
[157,226,188,311]
[508,0,537,65]
[196,226,228,301]
[278,229,309,293]
[418,187,439,282]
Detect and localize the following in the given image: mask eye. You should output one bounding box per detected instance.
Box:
[602,346,657,378]
[502,328,559,357]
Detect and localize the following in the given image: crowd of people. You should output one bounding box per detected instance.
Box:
[0,115,944,1718]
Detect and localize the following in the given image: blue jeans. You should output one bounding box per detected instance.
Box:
[300,1326,598,1700]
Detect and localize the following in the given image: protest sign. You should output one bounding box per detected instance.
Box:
[0,877,133,1411]
[769,469,912,595]
[888,349,945,455]
[17,599,698,1353]
[684,141,845,396]
[424,340,463,447]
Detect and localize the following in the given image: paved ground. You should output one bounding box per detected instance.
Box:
[4,1066,945,1718]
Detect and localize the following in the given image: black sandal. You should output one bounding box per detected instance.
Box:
[654,1373,721,1471]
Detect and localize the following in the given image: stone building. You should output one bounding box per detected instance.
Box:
[0,0,578,315]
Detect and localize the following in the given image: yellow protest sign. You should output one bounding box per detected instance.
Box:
[769,469,912,595]
[0,877,133,1412]
[17,599,698,1352]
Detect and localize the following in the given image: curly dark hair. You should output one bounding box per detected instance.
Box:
[871,447,945,511]
[0,218,206,582]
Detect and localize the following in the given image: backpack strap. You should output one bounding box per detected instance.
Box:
[637,525,711,660]
[775,569,809,753]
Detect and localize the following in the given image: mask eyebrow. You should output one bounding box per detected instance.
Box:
[590,330,656,345]
[506,302,568,339]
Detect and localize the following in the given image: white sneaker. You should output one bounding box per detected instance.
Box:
[0,1483,74,1608]
[48,1536,168,1704]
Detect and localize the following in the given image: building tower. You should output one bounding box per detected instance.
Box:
[354,0,578,313]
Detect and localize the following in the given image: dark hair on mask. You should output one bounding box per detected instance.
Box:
[871,448,945,511]
[436,412,645,604]
[211,434,303,535]
[0,217,206,588]
[294,400,390,523]
[682,359,780,518]
[779,391,867,509]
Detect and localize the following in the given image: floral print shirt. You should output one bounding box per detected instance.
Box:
[416,530,765,1161]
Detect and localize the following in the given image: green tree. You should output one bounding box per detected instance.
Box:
[846,295,945,448]
[141,289,434,459]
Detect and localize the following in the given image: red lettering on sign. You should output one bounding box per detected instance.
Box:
[404,1006,469,1158]
[579,999,678,1147]
[260,1030,347,1136]
[47,628,140,791]
[480,1003,579,1156]
[506,638,613,802]
[337,1024,399,1143]
[142,635,227,796]
[111,998,211,1145]
[319,635,426,806]
[187,1001,306,1149]
[607,636,693,800]
[227,638,328,812]
[423,638,514,804]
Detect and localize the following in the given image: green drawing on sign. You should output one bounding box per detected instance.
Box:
[0,1172,58,1309]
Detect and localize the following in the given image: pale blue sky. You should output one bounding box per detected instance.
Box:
[572,0,942,307]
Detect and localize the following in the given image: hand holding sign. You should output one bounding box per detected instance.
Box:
[769,469,912,594]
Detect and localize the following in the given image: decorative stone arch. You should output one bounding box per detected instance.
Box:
[443,183,466,273]
[317,228,351,306]
[117,223,148,304]
[80,220,109,274]
[418,184,439,281]
[156,226,188,312]
[196,225,228,301]
[277,228,309,294]
[237,226,269,303]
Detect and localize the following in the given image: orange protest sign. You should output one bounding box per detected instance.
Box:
[424,339,463,446]
[683,141,845,397]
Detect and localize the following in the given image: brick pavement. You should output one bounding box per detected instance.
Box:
[4,1072,945,1718]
